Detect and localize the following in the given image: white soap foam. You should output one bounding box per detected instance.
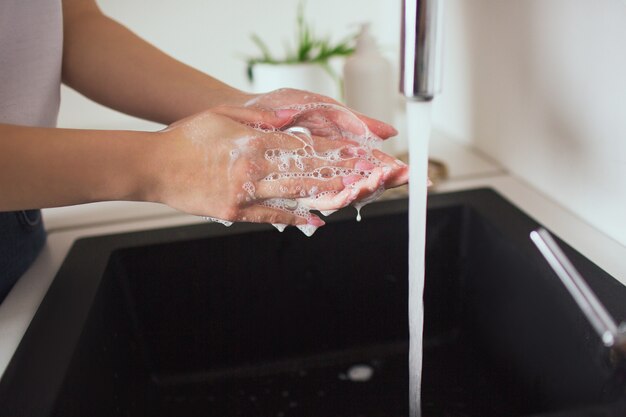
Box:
[203,217,233,227]
[296,224,318,237]
[272,224,287,232]
[243,181,256,197]
[355,206,362,222]
[353,185,385,222]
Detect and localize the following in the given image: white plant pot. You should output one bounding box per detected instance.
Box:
[251,63,339,100]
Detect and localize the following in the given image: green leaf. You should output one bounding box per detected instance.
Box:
[243,0,357,69]
[250,34,274,62]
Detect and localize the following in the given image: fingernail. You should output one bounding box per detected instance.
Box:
[394,159,407,167]
[339,146,358,158]
[275,109,299,120]
[355,160,376,171]
[307,216,325,227]
[427,178,433,187]
[342,174,362,186]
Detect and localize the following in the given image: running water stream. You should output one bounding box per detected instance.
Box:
[407,101,433,417]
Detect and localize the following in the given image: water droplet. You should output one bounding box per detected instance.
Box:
[272,223,287,232]
[347,364,374,382]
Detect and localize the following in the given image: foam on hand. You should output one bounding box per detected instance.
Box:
[206,101,399,236]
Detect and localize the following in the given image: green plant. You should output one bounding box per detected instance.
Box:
[245,2,356,83]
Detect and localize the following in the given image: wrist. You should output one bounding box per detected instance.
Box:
[216,88,256,107]
[125,130,169,204]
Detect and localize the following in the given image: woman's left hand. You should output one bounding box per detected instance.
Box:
[225,88,399,140]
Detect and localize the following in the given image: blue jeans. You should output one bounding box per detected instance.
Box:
[0,210,46,303]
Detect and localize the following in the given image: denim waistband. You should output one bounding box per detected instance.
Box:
[0,210,46,303]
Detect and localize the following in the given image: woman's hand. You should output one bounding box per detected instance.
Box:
[226,88,399,140]
[211,98,409,191]
[152,108,403,234]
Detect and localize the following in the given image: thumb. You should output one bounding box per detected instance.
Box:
[356,113,398,140]
[210,105,299,130]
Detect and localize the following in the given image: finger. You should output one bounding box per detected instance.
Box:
[350,167,386,201]
[210,105,299,130]
[370,149,403,165]
[254,176,346,200]
[356,113,398,140]
[370,149,410,188]
[283,131,362,154]
[287,105,369,142]
[386,166,410,188]
[248,88,338,109]
[261,137,376,174]
[238,203,310,226]
[241,202,326,237]
[300,105,397,141]
[247,90,397,139]
[260,158,380,195]
[297,185,360,211]
[297,167,384,211]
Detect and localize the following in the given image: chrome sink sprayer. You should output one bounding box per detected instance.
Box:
[400,0,443,101]
[531,229,626,361]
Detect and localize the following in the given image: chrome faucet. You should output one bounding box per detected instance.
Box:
[400,0,443,101]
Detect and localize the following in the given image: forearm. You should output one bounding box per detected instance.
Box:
[0,124,158,211]
[61,0,250,125]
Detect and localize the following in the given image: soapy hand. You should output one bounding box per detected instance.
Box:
[226,88,399,140]
[212,97,409,191]
[153,108,404,235]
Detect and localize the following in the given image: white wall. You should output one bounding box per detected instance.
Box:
[432,0,626,248]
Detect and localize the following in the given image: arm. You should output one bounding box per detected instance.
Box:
[61,0,248,125]
[1,108,401,231]
[0,123,157,210]
[1,106,407,230]
[0,108,296,212]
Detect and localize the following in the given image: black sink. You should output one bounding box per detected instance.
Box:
[1,188,626,417]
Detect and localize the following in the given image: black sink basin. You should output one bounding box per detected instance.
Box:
[1,188,626,417]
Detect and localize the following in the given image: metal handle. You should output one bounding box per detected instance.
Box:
[530,228,625,349]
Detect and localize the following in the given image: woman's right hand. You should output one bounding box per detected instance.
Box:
[151,109,400,233]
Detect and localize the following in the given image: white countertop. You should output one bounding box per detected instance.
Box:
[1,131,625,381]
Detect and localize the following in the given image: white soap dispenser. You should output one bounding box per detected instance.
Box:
[343,23,394,125]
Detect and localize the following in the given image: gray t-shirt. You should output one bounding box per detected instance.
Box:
[0,0,63,302]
